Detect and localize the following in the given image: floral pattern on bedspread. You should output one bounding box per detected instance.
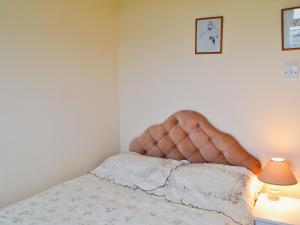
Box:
[0,174,240,225]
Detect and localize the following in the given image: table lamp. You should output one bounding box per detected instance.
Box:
[258,157,297,201]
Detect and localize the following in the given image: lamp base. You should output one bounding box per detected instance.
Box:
[267,186,280,201]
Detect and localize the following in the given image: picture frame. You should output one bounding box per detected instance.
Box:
[195,16,223,54]
[282,6,300,51]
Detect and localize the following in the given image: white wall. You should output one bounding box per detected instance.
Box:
[118,0,300,198]
[0,0,119,208]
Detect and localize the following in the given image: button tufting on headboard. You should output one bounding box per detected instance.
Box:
[129,110,261,174]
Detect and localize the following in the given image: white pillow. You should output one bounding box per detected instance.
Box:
[90,152,188,191]
[151,163,262,225]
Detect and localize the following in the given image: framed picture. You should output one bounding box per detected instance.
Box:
[282,6,300,51]
[195,16,223,54]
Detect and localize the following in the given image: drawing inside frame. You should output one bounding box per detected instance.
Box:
[282,6,300,51]
[195,16,223,54]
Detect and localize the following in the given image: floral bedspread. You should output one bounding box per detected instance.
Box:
[0,174,241,225]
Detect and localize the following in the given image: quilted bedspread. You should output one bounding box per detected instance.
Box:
[0,174,243,225]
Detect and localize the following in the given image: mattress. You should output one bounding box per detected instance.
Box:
[0,173,241,225]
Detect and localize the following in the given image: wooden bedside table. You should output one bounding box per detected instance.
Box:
[253,193,300,225]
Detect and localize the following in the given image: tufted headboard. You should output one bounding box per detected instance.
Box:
[129,110,261,174]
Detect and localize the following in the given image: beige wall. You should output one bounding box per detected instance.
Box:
[0,0,119,207]
[118,0,300,198]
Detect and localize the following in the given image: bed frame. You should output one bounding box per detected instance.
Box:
[129,110,261,174]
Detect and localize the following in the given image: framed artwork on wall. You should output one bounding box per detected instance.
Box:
[195,16,223,54]
[282,6,300,51]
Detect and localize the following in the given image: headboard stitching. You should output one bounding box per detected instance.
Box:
[129,110,261,174]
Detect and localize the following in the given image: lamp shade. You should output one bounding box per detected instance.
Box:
[258,157,297,186]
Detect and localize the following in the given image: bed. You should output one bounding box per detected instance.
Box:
[0,110,262,225]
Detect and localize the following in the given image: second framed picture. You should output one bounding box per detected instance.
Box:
[195,16,223,54]
[282,6,300,51]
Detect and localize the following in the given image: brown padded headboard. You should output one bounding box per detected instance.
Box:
[129,110,261,174]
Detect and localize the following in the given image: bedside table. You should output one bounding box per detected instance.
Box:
[253,193,300,225]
